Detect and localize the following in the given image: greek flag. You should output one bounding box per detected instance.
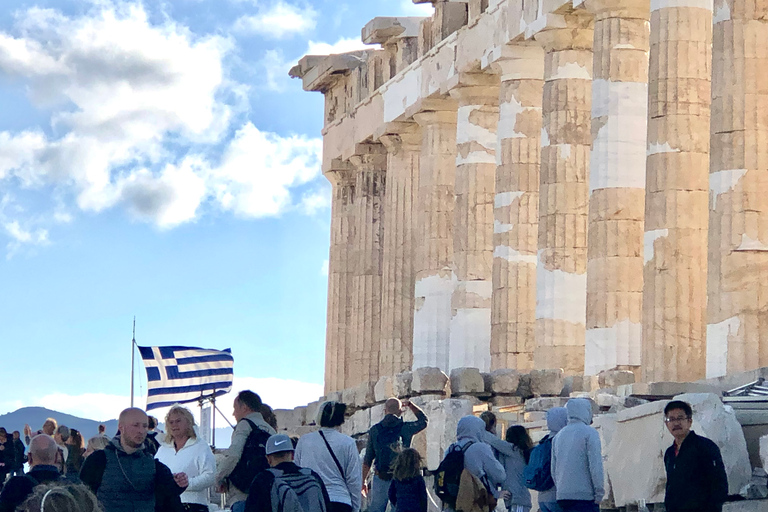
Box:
[138,346,234,410]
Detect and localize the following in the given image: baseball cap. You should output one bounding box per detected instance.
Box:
[265,434,294,455]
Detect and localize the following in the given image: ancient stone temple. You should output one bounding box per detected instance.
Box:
[290,0,768,394]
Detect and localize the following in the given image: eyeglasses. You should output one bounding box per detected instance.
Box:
[664,415,691,423]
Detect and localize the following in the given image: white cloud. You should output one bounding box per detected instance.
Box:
[396,0,434,16]
[233,1,317,39]
[3,220,49,258]
[320,259,329,277]
[300,186,331,215]
[306,37,369,55]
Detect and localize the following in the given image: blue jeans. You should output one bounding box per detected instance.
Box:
[557,500,599,512]
[539,502,564,512]
[231,501,246,512]
[368,474,392,512]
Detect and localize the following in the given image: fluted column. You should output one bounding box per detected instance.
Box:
[348,144,387,386]
[379,125,421,377]
[707,0,768,377]
[448,76,500,371]
[490,45,545,371]
[533,15,594,375]
[412,106,458,372]
[324,163,356,393]
[584,0,649,376]
[643,0,711,382]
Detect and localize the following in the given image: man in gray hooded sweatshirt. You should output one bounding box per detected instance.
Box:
[538,407,568,512]
[443,416,506,511]
[551,399,604,512]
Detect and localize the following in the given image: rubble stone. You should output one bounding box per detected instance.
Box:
[616,381,720,398]
[524,411,546,422]
[490,395,523,407]
[524,397,569,412]
[529,369,564,396]
[411,367,449,394]
[422,398,475,470]
[489,369,521,395]
[374,375,395,402]
[305,401,321,426]
[598,370,635,389]
[370,403,385,426]
[562,375,600,395]
[449,367,485,395]
[761,434,768,472]
[394,371,413,397]
[354,381,376,408]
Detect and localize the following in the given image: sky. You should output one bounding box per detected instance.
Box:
[0,0,433,425]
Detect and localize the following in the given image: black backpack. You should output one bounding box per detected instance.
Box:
[371,423,403,480]
[434,441,473,508]
[228,419,272,492]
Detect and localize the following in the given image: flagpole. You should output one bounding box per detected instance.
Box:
[130,317,136,407]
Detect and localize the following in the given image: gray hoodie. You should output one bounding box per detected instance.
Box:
[551,399,604,502]
[537,407,568,504]
[478,430,531,508]
[448,416,506,497]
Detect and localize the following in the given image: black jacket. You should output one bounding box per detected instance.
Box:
[80,441,185,512]
[0,465,63,512]
[0,440,15,473]
[664,430,728,512]
[244,462,331,512]
[13,439,26,469]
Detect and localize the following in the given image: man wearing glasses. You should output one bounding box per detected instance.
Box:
[663,400,728,512]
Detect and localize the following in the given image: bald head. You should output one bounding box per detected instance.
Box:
[118,408,149,454]
[119,407,148,425]
[29,434,58,466]
[384,398,402,415]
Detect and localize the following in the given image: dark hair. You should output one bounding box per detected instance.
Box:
[391,448,421,481]
[148,416,158,430]
[505,425,534,464]
[480,411,496,432]
[260,404,278,431]
[237,390,263,412]
[664,400,692,418]
[319,402,347,428]
[97,425,105,434]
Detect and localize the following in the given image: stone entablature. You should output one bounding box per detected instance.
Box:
[291,0,768,394]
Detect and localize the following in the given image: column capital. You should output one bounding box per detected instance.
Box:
[349,143,387,171]
[413,109,458,126]
[583,0,650,20]
[448,84,500,106]
[325,158,356,186]
[489,44,546,82]
[379,124,422,153]
[532,13,594,52]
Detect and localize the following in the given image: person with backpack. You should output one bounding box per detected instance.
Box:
[0,434,65,512]
[526,407,567,512]
[435,415,505,512]
[479,425,533,512]
[216,390,277,512]
[551,399,604,512]
[295,401,362,512]
[387,448,427,512]
[362,398,428,512]
[245,434,331,512]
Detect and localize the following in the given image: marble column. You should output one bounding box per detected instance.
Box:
[643,0,712,382]
[533,14,594,375]
[348,144,387,386]
[379,125,421,377]
[412,106,458,372]
[490,45,545,371]
[448,75,500,372]
[323,163,356,393]
[707,0,768,377]
[584,0,649,376]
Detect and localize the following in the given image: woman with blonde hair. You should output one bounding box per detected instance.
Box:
[83,437,109,459]
[154,405,215,512]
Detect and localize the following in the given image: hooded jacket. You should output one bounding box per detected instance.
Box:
[477,430,530,508]
[551,399,604,503]
[448,416,505,497]
[537,407,568,504]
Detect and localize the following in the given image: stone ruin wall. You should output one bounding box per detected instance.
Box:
[290,0,768,395]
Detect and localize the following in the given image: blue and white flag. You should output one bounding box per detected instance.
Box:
[138,346,234,410]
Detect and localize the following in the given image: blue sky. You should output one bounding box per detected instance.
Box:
[0,0,432,422]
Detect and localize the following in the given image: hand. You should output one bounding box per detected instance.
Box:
[173,472,188,488]
[24,424,32,437]
[499,491,510,500]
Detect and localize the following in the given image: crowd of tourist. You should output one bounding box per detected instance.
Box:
[0,392,729,512]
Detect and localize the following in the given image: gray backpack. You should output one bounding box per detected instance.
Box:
[268,467,327,512]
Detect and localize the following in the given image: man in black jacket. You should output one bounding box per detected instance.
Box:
[11,432,26,476]
[80,407,187,512]
[0,434,63,512]
[663,400,728,512]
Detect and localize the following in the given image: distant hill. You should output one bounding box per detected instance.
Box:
[0,406,234,448]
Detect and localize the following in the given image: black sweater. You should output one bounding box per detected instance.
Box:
[664,431,728,512]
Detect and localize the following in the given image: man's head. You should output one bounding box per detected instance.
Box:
[0,427,6,440]
[42,418,57,436]
[148,416,158,431]
[28,434,59,467]
[118,408,149,451]
[98,424,106,434]
[12,431,20,440]
[480,411,497,433]
[55,425,70,444]
[233,390,263,421]
[664,400,693,440]
[265,434,294,467]
[384,398,402,417]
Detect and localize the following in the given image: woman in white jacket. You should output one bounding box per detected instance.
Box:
[295,401,362,512]
[155,405,216,512]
